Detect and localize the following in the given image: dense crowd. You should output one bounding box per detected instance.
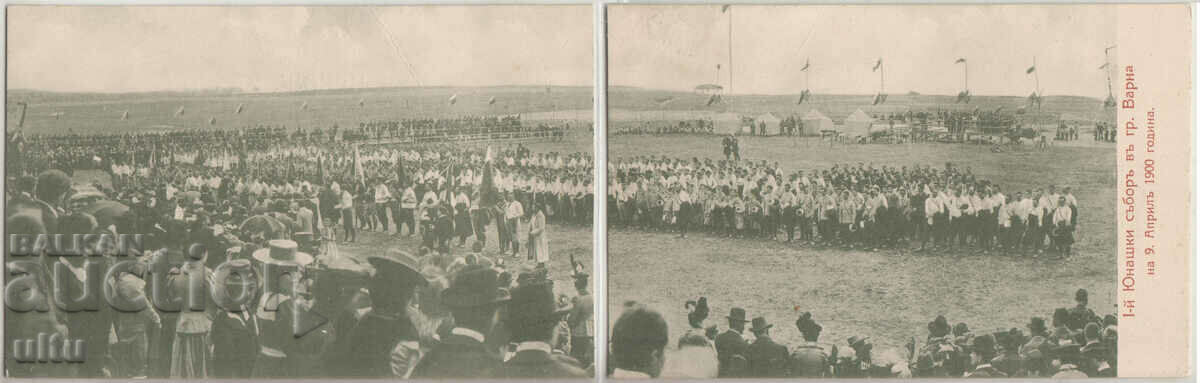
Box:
[609,158,1080,257]
[609,288,1115,378]
[8,115,571,176]
[5,124,595,378]
[611,119,714,135]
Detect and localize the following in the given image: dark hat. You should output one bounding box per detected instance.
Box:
[442,265,511,308]
[972,334,996,355]
[507,278,570,323]
[795,312,822,335]
[367,250,427,287]
[928,315,951,337]
[726,307,748,323]
[952,322,971,337]
[1075,288,1088,303]
[847,335,870,349]
[1027,317,1048,334]
[749,316,773,333]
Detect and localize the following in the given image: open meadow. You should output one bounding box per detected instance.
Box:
[607,133,1117,356]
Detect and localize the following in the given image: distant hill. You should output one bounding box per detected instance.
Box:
[8,86,592,135]
[608,86,1114,123]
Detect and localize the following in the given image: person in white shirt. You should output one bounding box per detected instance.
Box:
[502,193,524,256]
[1051,196,1075,256]
[374,181,393,233]
[398,184,418,236]
[335,184,357,242]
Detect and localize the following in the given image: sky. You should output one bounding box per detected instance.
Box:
[8,6,593,93]
[609,5,1118,97]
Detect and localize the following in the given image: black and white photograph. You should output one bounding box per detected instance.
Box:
[5,5,595,379]
[606,5,1119,379]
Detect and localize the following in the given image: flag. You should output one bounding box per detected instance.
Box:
[448,94,458,105]
[954,58,966,64]
[121,111,129,120]
[175,106,185,117]
[318,155,326,185]
[353,146,365,186]
[1098,62,1109,70]
[235,103,244,114]
[800,59,809,71]
[488,96,496,105]
[481,146,498,207]
[872,58,883,71]
[1026,65,1036,74]
[301,101,309,110]
[721,4,731,13]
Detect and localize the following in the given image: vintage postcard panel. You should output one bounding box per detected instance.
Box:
[5,5,596,379]
[605,4,1191,379]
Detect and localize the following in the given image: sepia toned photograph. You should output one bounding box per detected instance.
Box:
[5,5,595,379]
[606,5,1120,379]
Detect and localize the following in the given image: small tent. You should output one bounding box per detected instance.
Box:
[800,109,833,135]
[710,112,743,135]
[755,113,782,135]
[844,109,875,136]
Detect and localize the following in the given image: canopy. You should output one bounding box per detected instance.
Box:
[710,112,743,135]
[694,84,724,95]
[800,109,833,134]
[844,109,875,136]
[755,113,782,135]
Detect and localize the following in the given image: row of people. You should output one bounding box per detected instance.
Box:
[609,289,1114,378]
[608,159,1079,256]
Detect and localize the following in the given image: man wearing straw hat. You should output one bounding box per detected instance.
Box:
[250,239,314,378]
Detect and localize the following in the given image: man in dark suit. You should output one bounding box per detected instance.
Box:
[965,334,1006,377]
[499,275,589,378]
[411,265,511,379]
[715,307,750,377]
[746,316,790,377]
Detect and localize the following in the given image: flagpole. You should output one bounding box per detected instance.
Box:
[728,6,733,95]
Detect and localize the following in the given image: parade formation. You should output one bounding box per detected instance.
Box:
[609,158,1081,257]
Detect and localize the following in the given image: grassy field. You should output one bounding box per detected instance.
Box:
[607,134,1117,355]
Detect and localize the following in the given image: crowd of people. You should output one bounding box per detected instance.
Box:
[610,119,715,135]
[7,115,572,177]
[608,158,1080,257]
[5,120,595,378]
[609,288,1116,378]
[1094,121,1118,142]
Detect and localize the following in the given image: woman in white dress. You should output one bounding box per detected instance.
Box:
[527,203,549,267]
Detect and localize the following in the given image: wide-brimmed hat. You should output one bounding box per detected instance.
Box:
[928,315,951,337]
[252,239,313,266]
[750,316,773,333]
[442,264,511,308]
[367,250,427,287]
[1027,317,1048,334]
[726,307,748,323]
[508,278,571,323]
[848,335,871,348]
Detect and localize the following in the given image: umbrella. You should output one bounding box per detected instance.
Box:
[84,200,130,229]
[239,214,289,242]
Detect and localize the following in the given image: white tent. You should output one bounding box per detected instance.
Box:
[801,109,834,134]
[845,109,875,136]
[755,113,782,135]
[711,112,744,135]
